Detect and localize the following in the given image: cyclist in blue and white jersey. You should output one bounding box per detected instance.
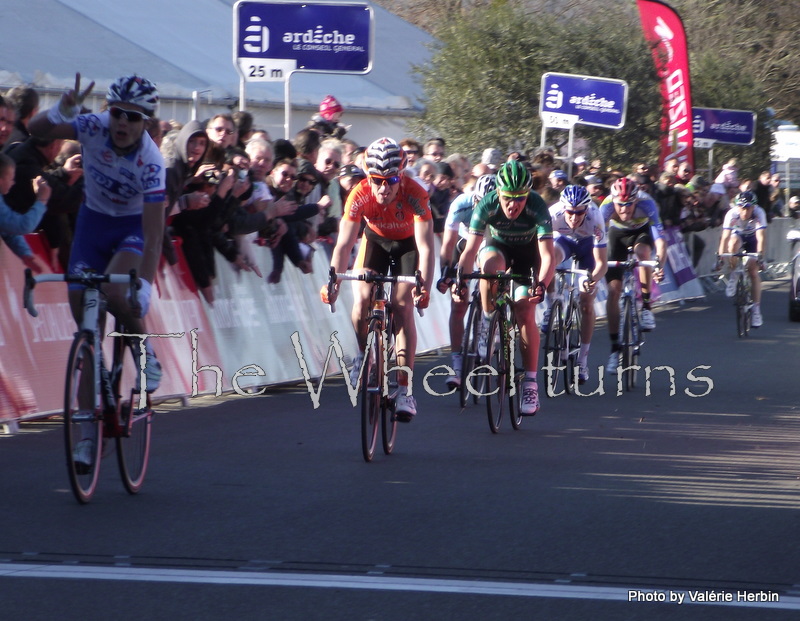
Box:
[717,190,767,327]
[545,185,608,383]
[436,174,496,388]
[600,177,665,374]
[30,74,166,390]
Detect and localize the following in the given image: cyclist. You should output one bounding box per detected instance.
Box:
[717,190,767,327]
[321,137,434,422]
[600,177,665,374]
[29,74,166,466]
[455,160,555,415]
[437,173,496,389]
[545,185,608,383]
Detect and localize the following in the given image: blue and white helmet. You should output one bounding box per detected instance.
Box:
[473,174,497,201]
[560,184,591,210]
[106,75,159,115]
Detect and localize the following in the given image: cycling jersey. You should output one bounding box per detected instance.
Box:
[73,111,166,217]
[444,191,475,239]
[723,204,767,237]
[469,191,553,245]
[343,176,432,240]
[600,193,664,241]
[549,203,607,247]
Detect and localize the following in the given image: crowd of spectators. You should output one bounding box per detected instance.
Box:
[2,82,798,305]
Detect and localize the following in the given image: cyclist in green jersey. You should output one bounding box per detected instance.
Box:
[455,160,555,415]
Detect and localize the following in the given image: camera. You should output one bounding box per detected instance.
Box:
[202,170,221,185]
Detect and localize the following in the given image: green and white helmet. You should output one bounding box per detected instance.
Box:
[495,160,531,194]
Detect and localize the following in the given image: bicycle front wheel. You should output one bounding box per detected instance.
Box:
[543,300,566,397]
[361,320,382,462]
[735,275,750,338]
[508,319,524,431]
[459,293,481,408]
[114,336,153,494]
[64,332,103,504]
[564,302,583,394]
[621,298,638,391]
[381,331,397,455]
[486,310,507,434]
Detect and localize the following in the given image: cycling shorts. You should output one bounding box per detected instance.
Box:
[354,226,418,276]
[68,207,144,290]
[479,237,540,301]
[555,236,596,273]
[734,232,758,254]
[606,224,653,282]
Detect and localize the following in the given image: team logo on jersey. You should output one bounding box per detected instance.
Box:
[142,163,162,190]
[77,114,102,136]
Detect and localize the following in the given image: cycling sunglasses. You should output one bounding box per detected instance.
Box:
[500,192,527,203]
[109,106,149,123]
[369,174,401,186]
[564,208,588,215]
[613,199,636,207]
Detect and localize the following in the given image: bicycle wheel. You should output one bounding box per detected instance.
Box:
[543,299,566,397]
[64,332,103,504]
[459,293,481,408]
[735,275,750,338]
[485,309,507,434]
[114,336,153,494]
[508,317,524,431]
[564,302,582,393]
[381,330,397,455]
[621,298,638,391]
[361,319,382,462]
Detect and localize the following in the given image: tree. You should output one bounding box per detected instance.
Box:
[409,2,664,170]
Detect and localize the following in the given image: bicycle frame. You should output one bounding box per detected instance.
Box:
[607,248,659,391]
[719,251,760,337]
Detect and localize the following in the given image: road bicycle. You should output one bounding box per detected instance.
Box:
[607,248,659,391]
[328,268,423,462]
[457,282,484,408]
[24,269,153,504]
[456,269,536,434]
[719,251,760,337]
[543,260,590,396]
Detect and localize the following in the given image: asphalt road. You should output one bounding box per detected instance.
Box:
[1,280,799,620]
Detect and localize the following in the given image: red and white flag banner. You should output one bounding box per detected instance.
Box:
[637,0,694,171]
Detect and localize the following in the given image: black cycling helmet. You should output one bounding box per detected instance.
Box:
[735,190,757,208]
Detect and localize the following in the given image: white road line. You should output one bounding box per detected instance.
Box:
[1,563,799,610]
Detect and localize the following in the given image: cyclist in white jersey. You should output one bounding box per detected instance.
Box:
[437,174,496,388]
[546,185,608,383]
[29,74,166,391]
[718,190,767,327]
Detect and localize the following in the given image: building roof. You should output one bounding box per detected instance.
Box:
[1,0,434,113]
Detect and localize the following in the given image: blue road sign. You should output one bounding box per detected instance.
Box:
[692,108,756,146]
[234,1,373,82]
[540,72,628,130]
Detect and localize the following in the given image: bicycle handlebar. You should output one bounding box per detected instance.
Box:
[331,270,426,316]
[606,259,660,269]
[23,269,138,318]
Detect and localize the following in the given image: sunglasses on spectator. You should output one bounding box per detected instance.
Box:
[279,170,297,180]
[324,158,341,167]
[109,106,149,123]
[211,126,234,135]
[369,174,401,186]
[296,176,318,185]
[403,149,419,155]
